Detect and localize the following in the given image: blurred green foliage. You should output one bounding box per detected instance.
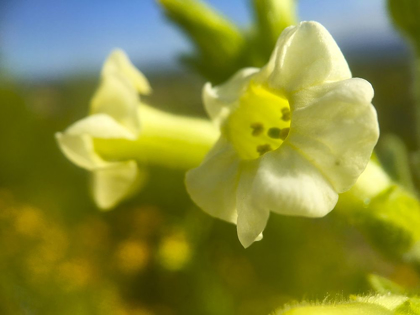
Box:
[388,0,420,50]
[339,183,420,262]
[388,0,420,151]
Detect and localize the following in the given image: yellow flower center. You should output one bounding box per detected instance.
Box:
[223,83,291,160]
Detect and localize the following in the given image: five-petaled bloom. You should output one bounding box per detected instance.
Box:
[186,21,379,248]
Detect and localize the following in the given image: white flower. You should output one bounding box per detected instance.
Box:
[56,49,151,210]
[56,49,219,210]
[185,21,379,248]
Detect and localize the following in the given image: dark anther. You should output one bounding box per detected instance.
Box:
[268,127,282,139]
[281,108,291,121]
[257,144,272,156]
[250,122,264,136]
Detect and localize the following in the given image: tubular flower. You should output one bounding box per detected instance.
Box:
[56,50,151,210]
[186,21,379,248]
[56,50,218,210]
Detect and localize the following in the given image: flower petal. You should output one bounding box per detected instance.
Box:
[56,114,136,170]
[185,138,240,224]
[242,144,338,218]
[236,161,270,248]
[65,114,137,140]
[90,73,141,135]
[92,160,146,210]
[288,78,379,192]
[266,21,351,94]
[55,132,105,171]
[203,68,259,124]
[102,49,151,95]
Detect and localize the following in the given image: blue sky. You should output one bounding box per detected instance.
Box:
[1,0,406,80]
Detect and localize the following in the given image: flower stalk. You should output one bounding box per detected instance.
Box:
[251,0,298,63]
[157,0,245,84]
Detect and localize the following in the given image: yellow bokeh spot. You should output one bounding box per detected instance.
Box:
[116,240,150,274]
[57,259,93,290]
[158,231,191,271]
[14,206,45,237]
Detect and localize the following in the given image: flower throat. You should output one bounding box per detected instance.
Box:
[223,83,291,160]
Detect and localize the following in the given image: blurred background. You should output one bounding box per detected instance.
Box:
[0,1,418,314]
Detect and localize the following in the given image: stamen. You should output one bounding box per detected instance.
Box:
[250,122,264,136]
[280,128,290,140]
[281,108,291,121]
[257,144,272,156]
[268,127,282,139]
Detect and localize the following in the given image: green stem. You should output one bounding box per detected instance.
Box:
[251,0,297,61]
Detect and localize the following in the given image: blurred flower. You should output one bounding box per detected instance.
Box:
[186,21,379,248]
[56,49,150,210]
[56,49,218,210]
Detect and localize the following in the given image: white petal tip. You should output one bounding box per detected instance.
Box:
[238,231,264,249]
